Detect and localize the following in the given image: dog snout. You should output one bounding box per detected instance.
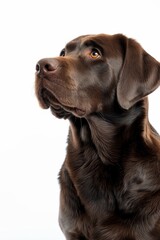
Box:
[36,58,59,76]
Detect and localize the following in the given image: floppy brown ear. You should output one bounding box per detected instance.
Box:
[117,38,160,110]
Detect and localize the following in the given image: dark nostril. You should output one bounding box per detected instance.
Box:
[44,63,55,72]
[36,63,40,73]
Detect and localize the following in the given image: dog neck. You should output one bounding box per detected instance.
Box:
[69,98,149,165]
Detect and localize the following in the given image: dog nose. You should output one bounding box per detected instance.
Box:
[36,58,58,75]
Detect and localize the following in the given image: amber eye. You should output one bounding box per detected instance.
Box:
[60,49,65,57]
[90,48,101,59]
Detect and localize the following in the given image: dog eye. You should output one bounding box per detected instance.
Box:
[90,48,101,59]
[60,49,65,57]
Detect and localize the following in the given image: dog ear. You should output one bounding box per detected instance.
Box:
[117,38,160,110]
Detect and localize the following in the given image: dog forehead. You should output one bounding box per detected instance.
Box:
[65,35,95,51]
[65,34,125,52]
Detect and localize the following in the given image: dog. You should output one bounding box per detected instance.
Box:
[35,34,160,239]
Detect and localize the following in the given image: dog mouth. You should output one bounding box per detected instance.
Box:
[38,88,86,117]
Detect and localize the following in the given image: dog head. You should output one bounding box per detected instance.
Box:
[35,34,160,118]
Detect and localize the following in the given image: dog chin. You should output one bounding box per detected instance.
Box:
[50,105,72,119]
[37,88,86,118]
[50,105,86,119]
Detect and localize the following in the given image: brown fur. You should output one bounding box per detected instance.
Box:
[35,34,160,239]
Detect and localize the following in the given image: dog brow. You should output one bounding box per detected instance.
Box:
[83,40,103,52]
[65,41,78,52]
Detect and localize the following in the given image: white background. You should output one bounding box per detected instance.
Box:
[0,0,160,239]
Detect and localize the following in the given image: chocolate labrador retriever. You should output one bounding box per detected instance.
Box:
[35,34,160,239]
